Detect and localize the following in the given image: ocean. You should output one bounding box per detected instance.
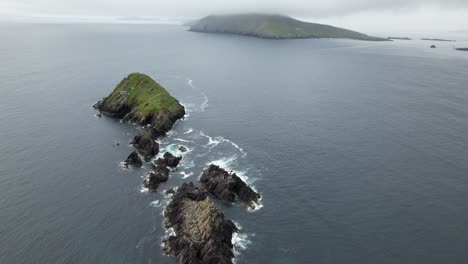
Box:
[1,23,468,264]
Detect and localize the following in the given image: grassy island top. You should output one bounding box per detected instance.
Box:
[107,73,182,115]
[189,14,387,41]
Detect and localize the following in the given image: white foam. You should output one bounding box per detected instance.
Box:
[199,131,246,156]
[184,128,194,134]
[231,222,254,259]
[180,171,194,179]
[139,185,149,193]
[149,200,162,207]
[200,94,209,112]
[186,78,194,88]
[173,138,195,143]
[248,196,264,212]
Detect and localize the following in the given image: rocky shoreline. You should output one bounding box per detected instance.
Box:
[95,73,261,264]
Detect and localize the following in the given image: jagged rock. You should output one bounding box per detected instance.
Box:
[163,182,238,264]
[144,152,181,192]
[131,129,159,162]
[144,171,169,192]
[178,146,187,152]
[163,152,182,168]
[124,151,142,168]
[200,165,261,209]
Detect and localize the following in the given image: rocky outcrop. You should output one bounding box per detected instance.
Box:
[131,129,160,161]
[163,182,238,264]
[163,152,182,168]
[200,165,261,209]
[124,151,142,168]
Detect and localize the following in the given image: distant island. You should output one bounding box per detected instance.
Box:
[188,14,387,41]
[456,48,468,51]
[421,38,456,42]
[387,37,412,40]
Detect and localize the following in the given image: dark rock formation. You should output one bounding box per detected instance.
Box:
[200,165,261,209]
[131,129,159,162]
[163,152,182,168]
[144,171,169,192]
[124,151,142,168]
[163,182,238,264]
[178,146,187,152]
[430,45,437,48]
[144,152,181,192]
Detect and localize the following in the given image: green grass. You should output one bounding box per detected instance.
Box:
[109,73,182,116]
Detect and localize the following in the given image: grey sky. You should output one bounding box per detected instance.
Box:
[1,0,467,33]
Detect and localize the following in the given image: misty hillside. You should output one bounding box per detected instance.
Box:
[189,14,387,41]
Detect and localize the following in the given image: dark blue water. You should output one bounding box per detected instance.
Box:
[1,23,468,264]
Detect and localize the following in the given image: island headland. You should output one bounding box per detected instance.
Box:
[188,14,388,41]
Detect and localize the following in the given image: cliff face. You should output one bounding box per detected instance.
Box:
[189,14,387,41]
[163,183,238,264]
[95,73,185,135]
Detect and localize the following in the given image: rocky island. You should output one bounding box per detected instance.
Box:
[95,73,185,161]
[188,14,387,41]
[421,38,456,42]
[387,37,412,40]
[456,48,468,51]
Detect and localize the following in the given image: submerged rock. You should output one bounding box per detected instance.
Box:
[178,146,187,152]
[131,129,159,162]
[200,165,261,209]
[163,182,238,264]
[124,151,142,168]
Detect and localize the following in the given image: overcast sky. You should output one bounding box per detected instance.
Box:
[1,0,467,34]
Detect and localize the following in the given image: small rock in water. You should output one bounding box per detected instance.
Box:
[178,146,187,152]
[163,152,182,168]
[124,151,143,168]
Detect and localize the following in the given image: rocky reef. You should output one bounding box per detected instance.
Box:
[163,182,238,264]
[144,152,182,192]
[200,164,261,209]
[95,73,185,161]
